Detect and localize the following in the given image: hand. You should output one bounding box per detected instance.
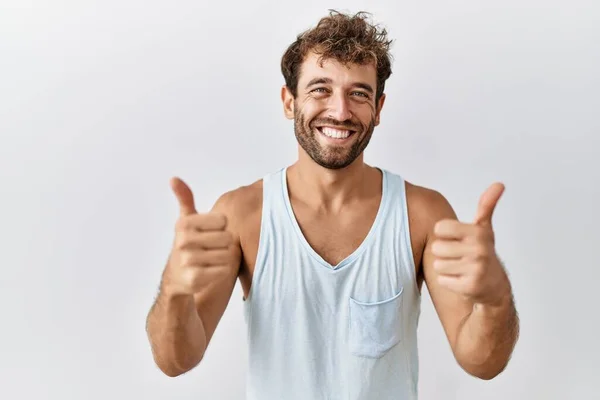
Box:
[431,183,510,306]
[161,177,237,297]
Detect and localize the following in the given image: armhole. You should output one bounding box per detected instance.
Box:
[399,178,421,299]
[242,175,271,303]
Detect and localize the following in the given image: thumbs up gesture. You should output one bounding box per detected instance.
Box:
[431,183,510,305]
[161,177,237,297]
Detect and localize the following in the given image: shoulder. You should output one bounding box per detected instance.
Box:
[404,180,458,231]
[401,180,459,272]
[211,178,263,231]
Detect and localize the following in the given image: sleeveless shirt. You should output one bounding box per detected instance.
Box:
[243,167,421,399]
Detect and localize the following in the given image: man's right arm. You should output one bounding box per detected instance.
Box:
[145,288,208,377]
[145,179,242,377]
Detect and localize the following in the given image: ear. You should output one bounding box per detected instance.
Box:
[374,93,386,126]
[281,85,295,120]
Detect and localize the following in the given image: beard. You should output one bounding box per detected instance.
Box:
[293,107,376,170]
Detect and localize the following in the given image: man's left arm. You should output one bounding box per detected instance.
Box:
[421,183,520,380]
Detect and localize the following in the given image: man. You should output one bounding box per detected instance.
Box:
[145,10,519,400]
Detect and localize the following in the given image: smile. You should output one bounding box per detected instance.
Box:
[316,126,356,140]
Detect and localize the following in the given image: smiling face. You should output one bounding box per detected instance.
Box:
[282,52,386,170]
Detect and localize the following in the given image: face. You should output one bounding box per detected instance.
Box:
[282,52,386,170]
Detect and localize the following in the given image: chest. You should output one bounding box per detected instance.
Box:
[237,192,427,299]
[293,205,378,267]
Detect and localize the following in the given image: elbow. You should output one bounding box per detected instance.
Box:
[145,315,206,378]
[472,366,505,381]
[149,344,204,378]
[158,364,185,378]
[153,353,203,378]
[454,339,516,381]
[460,359,508,381]
[159,364,189,378]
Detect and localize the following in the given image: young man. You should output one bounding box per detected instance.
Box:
[145,10,519,400]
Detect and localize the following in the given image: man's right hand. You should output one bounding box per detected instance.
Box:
[161,177,237,297]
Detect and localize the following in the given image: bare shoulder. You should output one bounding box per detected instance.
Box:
[403,181,459,281]
[211,179,263,292]
[405,181,457,233]
[211,179,263,231]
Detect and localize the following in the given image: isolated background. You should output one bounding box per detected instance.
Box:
[1,0,598,399]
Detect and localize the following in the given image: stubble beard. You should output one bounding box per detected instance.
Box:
[293,106,376,170]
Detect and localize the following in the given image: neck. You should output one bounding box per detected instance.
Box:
[287,153,375,212]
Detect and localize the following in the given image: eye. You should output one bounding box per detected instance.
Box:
[311,87,329,93]
[351,91,369,98]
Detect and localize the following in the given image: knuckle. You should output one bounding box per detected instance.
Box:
[182,267,200,288]
[181,251,201,267]
[179,252,191,266]
[176,216,194,231]
[203,212,227,230]
[207,231,232,248]
[175,233,190,250]
[174,218,185,231]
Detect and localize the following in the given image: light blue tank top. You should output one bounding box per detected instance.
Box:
[243,167,421,400]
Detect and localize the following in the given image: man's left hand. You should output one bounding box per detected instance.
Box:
[431,182,510,306]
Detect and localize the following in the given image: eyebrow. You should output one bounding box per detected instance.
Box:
[306,77,374,94]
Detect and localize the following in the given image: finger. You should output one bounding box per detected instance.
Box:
[181,265,233,292]
[474,182,505,226]
[177,231,233,250]
[433,259,469,276]
[170,177,197,217]
[192,213,228,231]
[431,240,476,259]
[178,213,228,232]
[183,248,235,267]
[434,219,478,240]
[436,275,468,294]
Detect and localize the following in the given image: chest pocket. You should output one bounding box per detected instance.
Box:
[348,287,404,358]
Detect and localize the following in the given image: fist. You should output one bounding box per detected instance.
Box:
[431,182,510,305]
[161,177,237,297]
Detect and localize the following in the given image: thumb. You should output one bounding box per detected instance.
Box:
[474,182,505,226]
[170,177,197,216]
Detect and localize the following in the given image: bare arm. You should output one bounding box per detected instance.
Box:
[145,288,209,377]
[453,286,519,379]
[145,181,242,377]
[421,186,519,379]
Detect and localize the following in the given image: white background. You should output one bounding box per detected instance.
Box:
[1,1,598,399]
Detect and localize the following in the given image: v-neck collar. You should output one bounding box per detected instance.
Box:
[280,166,388,271]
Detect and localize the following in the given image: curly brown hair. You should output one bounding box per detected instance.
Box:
[281,10,393,104]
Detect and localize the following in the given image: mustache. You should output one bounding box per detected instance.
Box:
[309,118,362,131]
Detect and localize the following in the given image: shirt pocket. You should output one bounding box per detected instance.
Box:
[348,287,404,359]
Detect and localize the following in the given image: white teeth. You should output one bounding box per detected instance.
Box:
[321,127,351,139]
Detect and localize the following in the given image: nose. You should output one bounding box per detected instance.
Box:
[327,92,352,122]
